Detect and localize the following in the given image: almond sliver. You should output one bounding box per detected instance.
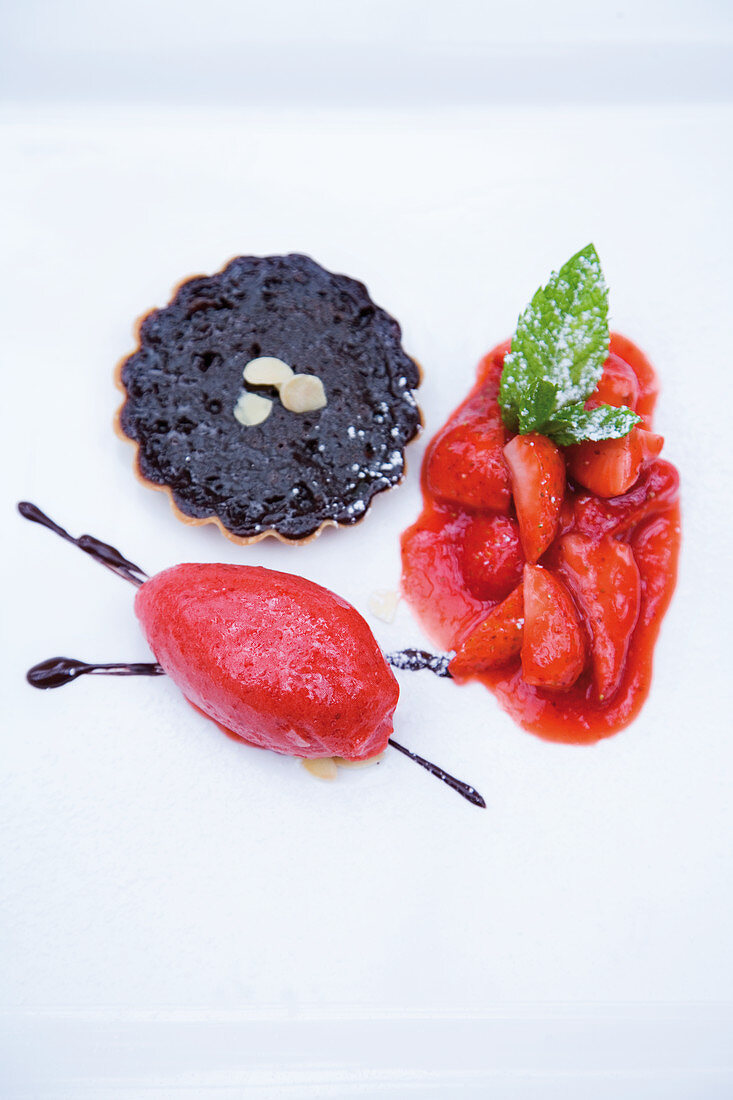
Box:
[280,375,327,413]
[302,757,338,781]
[233,391,273,426]
[243,357,294,388]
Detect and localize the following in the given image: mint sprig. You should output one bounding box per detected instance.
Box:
[542,403,641,447]
[499,245,641,445]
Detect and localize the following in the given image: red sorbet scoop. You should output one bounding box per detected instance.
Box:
[134,563,399,760]
[20,502,486,808]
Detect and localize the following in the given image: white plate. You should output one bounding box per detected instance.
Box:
[2,62,733,1100]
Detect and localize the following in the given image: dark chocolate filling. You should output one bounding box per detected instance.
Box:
[118,254,421,540]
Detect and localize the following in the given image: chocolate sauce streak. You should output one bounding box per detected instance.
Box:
[25,656,484,808]
[17,502,148,586]
[386,649,453,678]
[27,657,164,689]
[18,502,482,807]
[388,738,486,808]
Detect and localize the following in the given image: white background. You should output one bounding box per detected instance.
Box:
[2,1,733,1096]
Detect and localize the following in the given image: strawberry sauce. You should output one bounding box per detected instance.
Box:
[401,335,681,744]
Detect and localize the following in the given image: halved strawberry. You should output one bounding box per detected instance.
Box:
[566,427,664,498]
[426,417,511,512]
[449,584,524,677]
[461,513,524,602]
[503,433,565,563]
[521,564,586,689]
[572,459,680,539]
[587,352,640,411]
[555,533,641,702]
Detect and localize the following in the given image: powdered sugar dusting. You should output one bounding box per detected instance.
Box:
[500,244,610,426]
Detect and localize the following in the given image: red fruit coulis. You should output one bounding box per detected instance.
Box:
[401,334,681,744]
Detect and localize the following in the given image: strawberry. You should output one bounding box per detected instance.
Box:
[609,333,659,428]
[449,585,524,677]
[503,432,566,563]
[521,564,586,689]
[461,513,524,601]
[400,511,490,651]
[555,534,641,702]
[135,563,399,760]
[426,417,511,512]
[566,427,664,498]
[572,459,680,539]
[587,352,640,410]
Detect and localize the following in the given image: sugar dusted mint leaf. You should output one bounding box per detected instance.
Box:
[496,247,640,446]
[499,244,610,431]
[517,378,557,434]
[543,403,641,447]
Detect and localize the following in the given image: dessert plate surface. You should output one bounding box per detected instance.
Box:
[2,97,732,1096]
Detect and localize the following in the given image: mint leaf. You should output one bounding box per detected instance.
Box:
[543,403,641,447]
[496,246,641,446]
[499,244,610,431]
[517,378,557,434]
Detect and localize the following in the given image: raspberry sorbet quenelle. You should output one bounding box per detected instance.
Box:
[401,246,681,744]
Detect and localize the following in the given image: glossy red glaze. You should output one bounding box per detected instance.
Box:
[571,459,679,539]
[609,333,658,428]
[401,334,681,743]
[554,534,640,701]
[135,563,399,759]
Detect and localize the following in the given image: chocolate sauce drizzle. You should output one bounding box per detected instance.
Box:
[27,657,164,690]
[25,654,485,808]
[17,502,148,586]
[19,501,485,809]
[388,738,486,808]
[386,649,453,678]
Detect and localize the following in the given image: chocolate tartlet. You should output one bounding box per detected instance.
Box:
[116,254,421,543]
